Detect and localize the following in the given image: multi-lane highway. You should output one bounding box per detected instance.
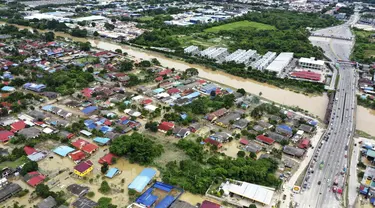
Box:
[294,12,359,208]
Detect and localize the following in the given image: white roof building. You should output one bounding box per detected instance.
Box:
[250,51,277,71]
[221,180,275,205]
[266,52,294,75]
[298,57,325,70]
[73,15,108,22]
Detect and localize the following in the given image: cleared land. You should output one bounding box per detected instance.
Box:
[204,20,276,33]
[353,29,375,62]
[138,16,154,22]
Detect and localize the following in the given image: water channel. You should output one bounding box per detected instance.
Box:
[3,23,375,136]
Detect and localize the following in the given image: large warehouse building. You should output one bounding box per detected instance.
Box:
[266,52,294,76]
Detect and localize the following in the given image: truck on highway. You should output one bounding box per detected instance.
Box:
[319,161,324,170]
[333,177,338,186]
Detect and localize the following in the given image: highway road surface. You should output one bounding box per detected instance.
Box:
[294,12,359,208]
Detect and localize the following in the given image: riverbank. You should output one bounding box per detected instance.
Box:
[3,22,375,136]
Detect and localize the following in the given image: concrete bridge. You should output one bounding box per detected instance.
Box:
[310,33,353,41]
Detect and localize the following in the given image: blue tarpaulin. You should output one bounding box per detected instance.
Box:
[136,188,158,206]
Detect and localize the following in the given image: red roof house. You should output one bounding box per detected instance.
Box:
[72,139,89,150]
[158,69,172,76]
[81,88,93,98]
[204,138,223,149]
[11,120,26,133]
[201,200,221,208]
[167,88,180,95]
[81,143,99,154]
[141,99,153,105]
[256,135,275,145]
[69,150,86,163]
[239,138,249,145]
[158,121,175,133]
[24,146,37,155]
[155,76,163,82]
[24,171,46,187]
[298,138,310,149]
[0,130,14,143]
[99,153,118,165]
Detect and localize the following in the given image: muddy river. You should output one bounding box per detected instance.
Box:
[2,23,375,136]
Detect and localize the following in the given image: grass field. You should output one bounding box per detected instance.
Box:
[0,156,28,170]
[204,20,276,33]
[76,56,98,64]
[138,16,154,22]
[174,35,229,48]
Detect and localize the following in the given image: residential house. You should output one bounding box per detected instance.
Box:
[232,118,249,129]
[253,125,265,132]
[206,108,228,122]
[67,184,89,197]
[215,112,242,128]
[10,120,26,133]
[266,131,287,143]
[158,121,175,133]
[173,127,190,138]
[201,200,221,208]
[18,127,41,139]
[99,153,117,165]
[299,124,314,133]
[24,171,45,187]
[37,196,57,208]
[210,132,232,143]
[244,142,262,154]
[276,124,293,137]
[74,160,94,177]
[170,200,195,208]
[41,92,58,100]
[72,197,98,208]
[23,83,46,92]
[204,138,223,149]
[0,183,22,203]
[283,146,305,157]
[69,150,86,164]
[256,135,275,145]
[257,120,273,129]
[188,123,201,133]
[298,138,310,149]
[28,110,47,121]
[0,131,13,143]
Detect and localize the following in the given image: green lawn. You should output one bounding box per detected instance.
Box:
[204,20,276,33]
[138,16,154,22]
[364,50,375,58]
[0,156,28,170]
[76,56,99,64]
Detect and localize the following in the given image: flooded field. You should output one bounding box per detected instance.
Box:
[357,106,375,136]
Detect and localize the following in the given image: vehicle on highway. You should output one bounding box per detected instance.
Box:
[320,161,324,170]
[318,181,321,185]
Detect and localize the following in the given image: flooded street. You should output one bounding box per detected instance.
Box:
[3,22,375,135]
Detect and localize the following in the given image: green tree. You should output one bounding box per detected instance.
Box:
[151,58,160,65]
[119,60,134,72]
[93,31,99,36]
[115,49,122,54]
[79,42,91,51]
[104,22,115,31]
[145,121,158,132]
[101,162,109,174]
[99,181,111,194]
[35,184,51,198]
[237,150,246,158]
[44,32,55,41]
[98,197,117,208]
[237,88,246,95]
[20,161,38,176]
[249,204,257,208]
[109,132,164,165]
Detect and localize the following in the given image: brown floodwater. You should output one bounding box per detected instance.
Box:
[4,22,375,136]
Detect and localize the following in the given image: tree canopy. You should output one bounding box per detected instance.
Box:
[109,132,164,165]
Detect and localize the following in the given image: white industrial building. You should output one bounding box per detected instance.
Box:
[200,47,229,62]
[225,49,258,65]
[266,52,294,75]
[184,45,200,55]
[220,179,275,206]
[298,57,325,70]
[250,51,277,71]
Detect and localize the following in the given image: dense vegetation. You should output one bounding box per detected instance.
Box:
[352,28,375,64]
[35,65,95,95]
[109,132,164,165]
[133,9,339,58]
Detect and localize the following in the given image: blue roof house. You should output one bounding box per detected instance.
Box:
[128,168,157,192]
[276,124,293,137]
[82,106,98,115]
[105,168,119,178]
[1,86,15,92]
[93,137,110,145]
[23,83,46,92]
[53,146,75,157]
[201,84,217,94]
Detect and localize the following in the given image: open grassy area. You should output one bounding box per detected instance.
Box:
[138,16,154,22]
[0,156,28,169]
[75,56,99,64]
[204,20,276,33]
[353,29,375,63]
